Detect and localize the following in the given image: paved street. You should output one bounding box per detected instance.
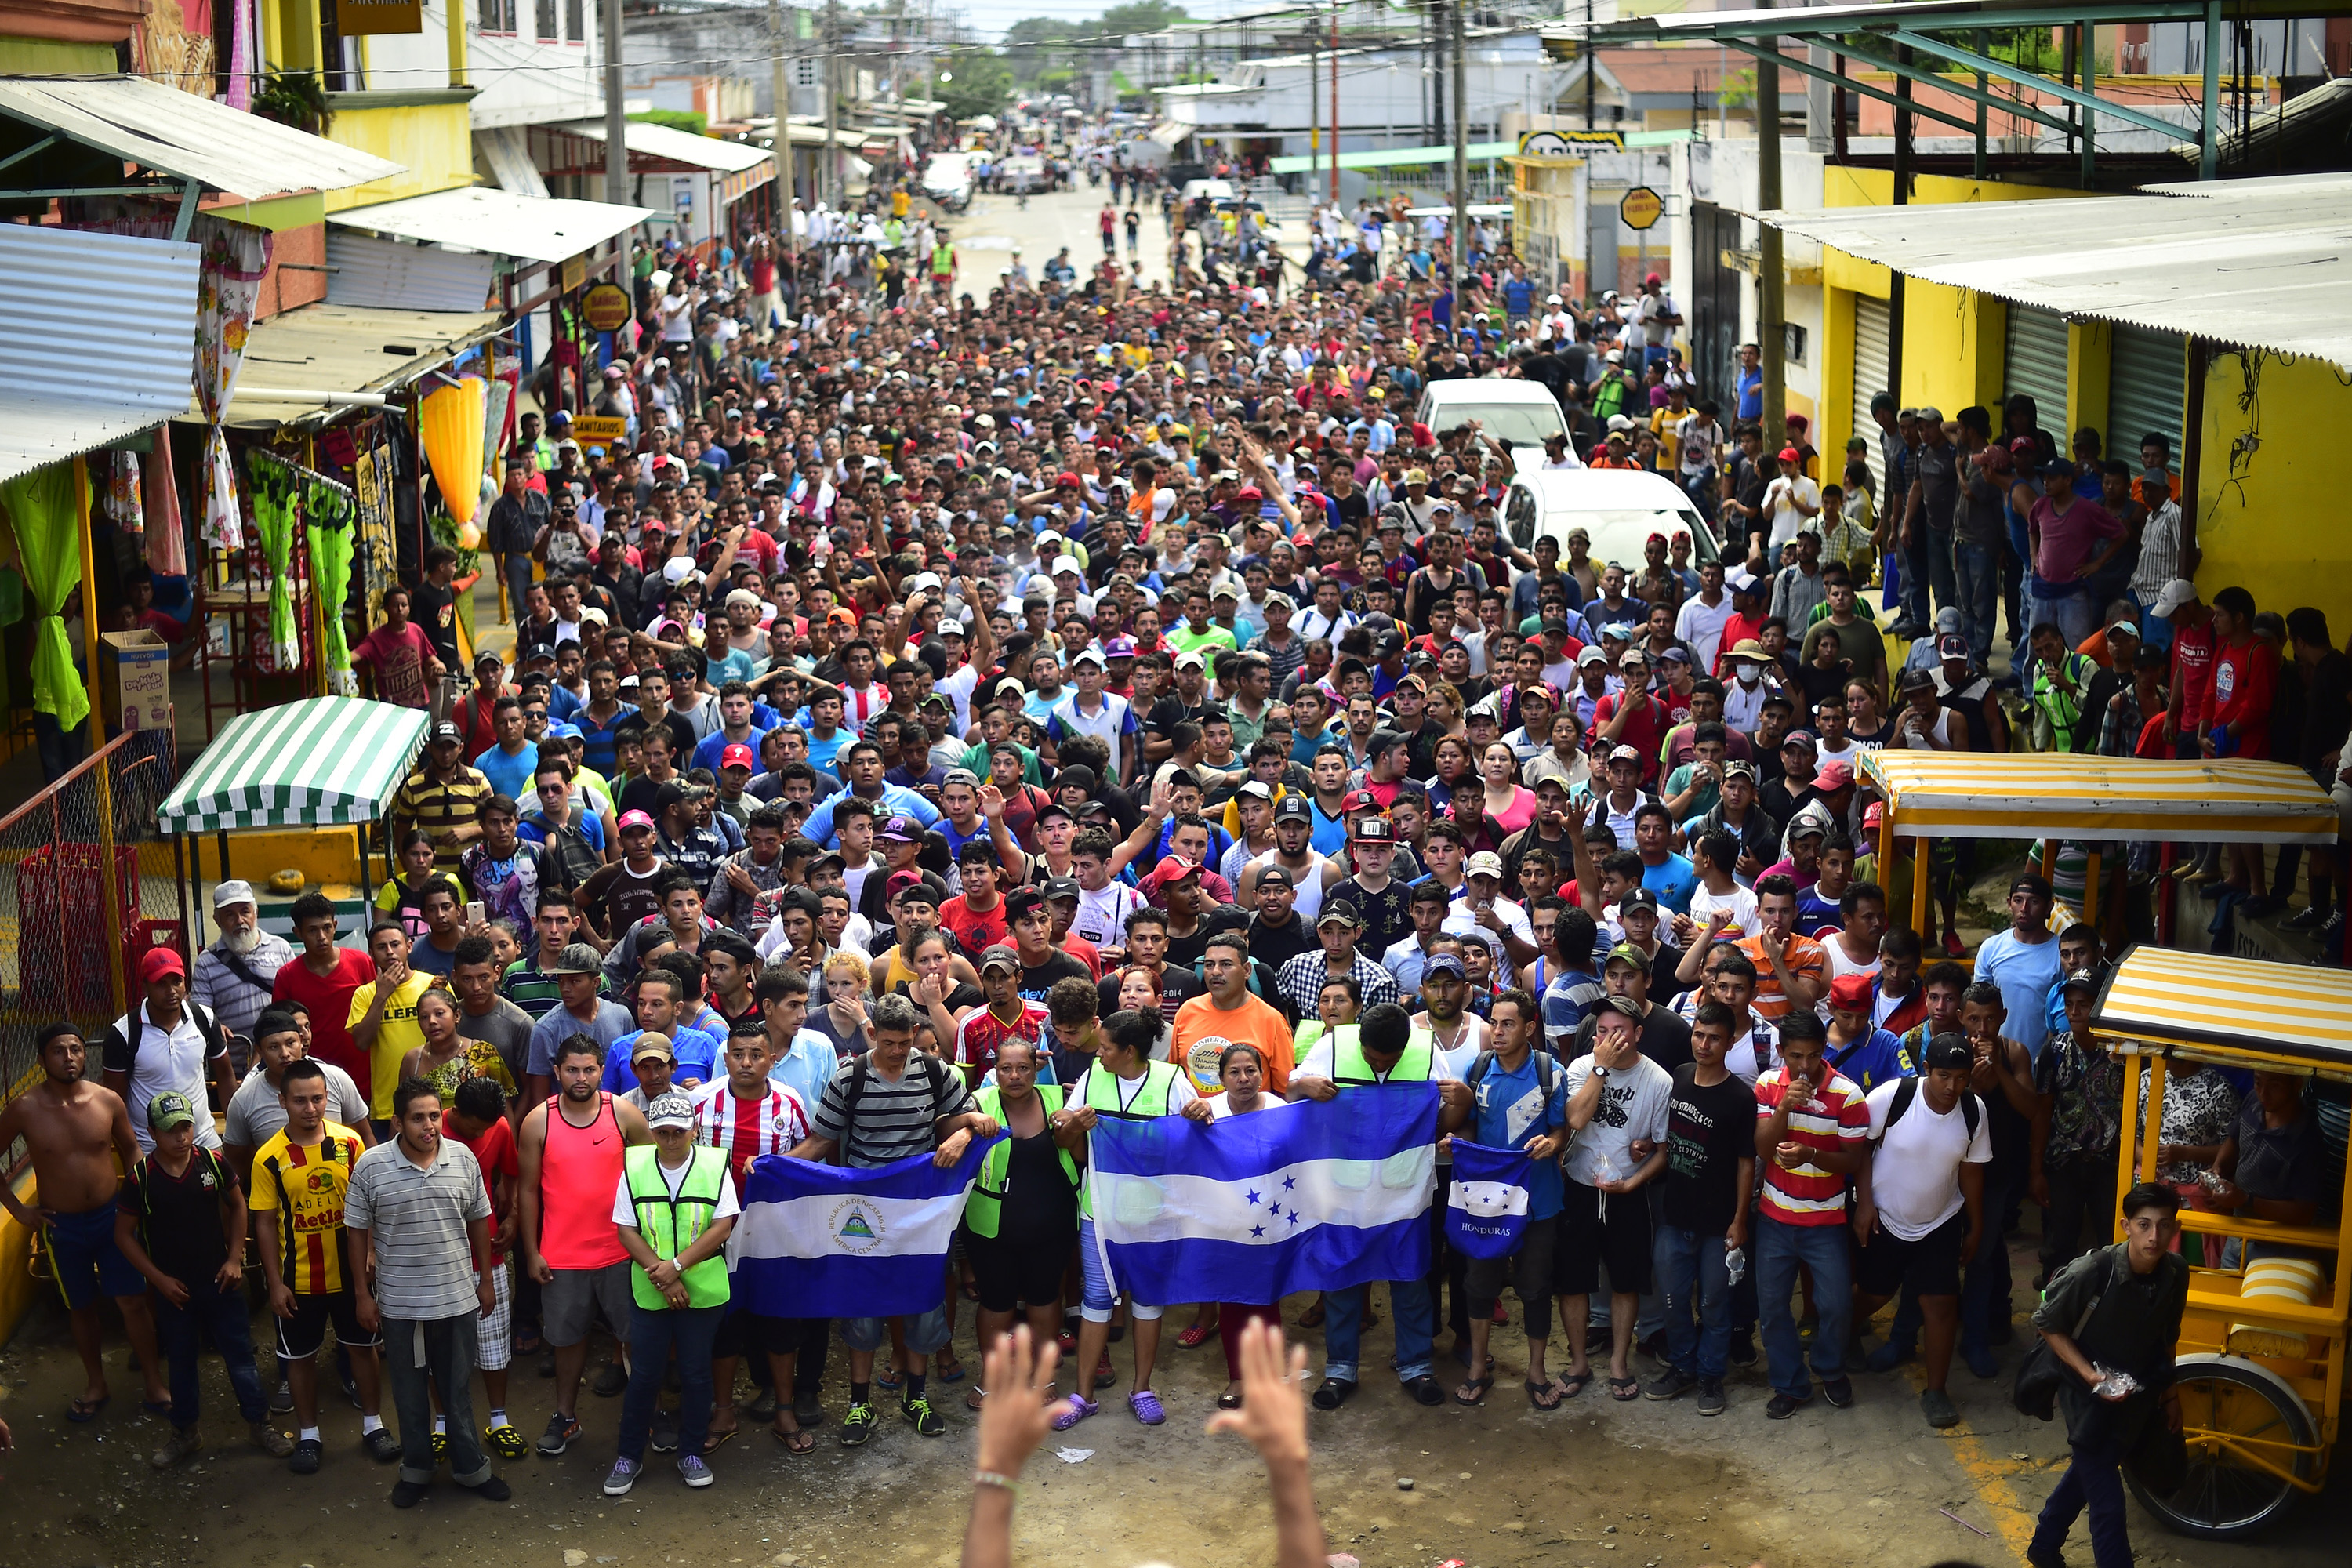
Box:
[934,180,1191,294]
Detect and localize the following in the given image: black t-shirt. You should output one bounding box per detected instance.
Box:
[1246,912,1317,972]
[1017,952,1093,1007]
[124,1149,234,1284]
[1163,920,1213,974]
[1663,1066,1756,1234]
[409,579,463,670]
[1096,963,1205,1026]
[1339,875,1414,964]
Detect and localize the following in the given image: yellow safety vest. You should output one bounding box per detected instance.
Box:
[1330,1029,1436,1085]
[1077,1060,1182,1220]
[623,1145,733,1312]
[965,1083,1077,1240]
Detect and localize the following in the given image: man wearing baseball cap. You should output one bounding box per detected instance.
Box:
[391,718,492,873]
[103,946,236,1154]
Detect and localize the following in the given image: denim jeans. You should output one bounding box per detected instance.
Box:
[1924,528,1959,622]
[2032,1439,2135,1568]
[619,1304,721,1464]
[1323,1279,1435,1385]
[2028,586,2102,645]
[1952,539,2003,666]
[497,552,535,619]
[383,1314,491,1487]
[1901,534,1934,629]
[1960,1165,2022,1355]
[1654,1224,1735,1381]
[154,1278,267,1432]
[1755,1214,1851,1399]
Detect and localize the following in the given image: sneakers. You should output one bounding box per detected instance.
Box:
[289,1437,325,1475]
[1643,1368,1697,1402]
[1696,1379,1727,1417]
[1051,1394,1099,1431]
[431,1428,449,1463]
[150,1426,202,1470]
[537,1412,583,1455]
[1765,1392,1811,1420]
[1726,1331,1756,1367]
[602,1456,641,1496]
[362,1426,403,1462]
[649,1407,681,1454]
[390,1478,431,1508]
[677,1454,714,1488]
[792,1392,826,1428]
[270,1380,296,1415]
[900,1394,946,1437]
[1922,1388,1962,1428]
[250,1420,294,1457]
[471,1475,513,1502]
[484,1421,529,1461]
[839,1401,880,1446]
[1964,1343,2002,1380]
[1820,1377,1855,1409]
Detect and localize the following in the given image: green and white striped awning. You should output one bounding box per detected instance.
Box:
[157,698,430,833]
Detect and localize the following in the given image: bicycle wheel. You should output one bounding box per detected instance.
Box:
[2126,1356,2316,1541]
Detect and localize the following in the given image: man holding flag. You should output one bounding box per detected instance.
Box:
[1287,1001,1472,1410]
[1446,989,1568,1409]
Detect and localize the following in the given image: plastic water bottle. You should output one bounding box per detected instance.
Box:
[1725,1246,1748,1287]
[1593,1149,1616,1189]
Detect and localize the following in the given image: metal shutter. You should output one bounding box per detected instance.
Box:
[1852,293,1891,499]
[2004,303,2070,436]
[2107,323,2186,472]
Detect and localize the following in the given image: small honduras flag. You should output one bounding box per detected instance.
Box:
[1444,1139,1537,1260]
[732,1138,1000,1320]
[1089,1087,1438,1307]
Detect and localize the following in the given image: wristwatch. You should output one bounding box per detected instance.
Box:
[1592,1065,1610,1081]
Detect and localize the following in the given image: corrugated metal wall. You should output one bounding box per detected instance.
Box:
[2109,323,2186,467]
[2004,303,2070,434]
[326,234,499,313]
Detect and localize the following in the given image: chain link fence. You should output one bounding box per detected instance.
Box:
[0,729,183,1170]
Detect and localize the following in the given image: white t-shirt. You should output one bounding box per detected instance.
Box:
[1202,1091,1279,1120]
[611,1156,746,1226]
[1685,881,1757,942]
[1863,1079,1991,1240]
[1675,593,1737,675]
[1765,475,1822,550]
[1559,1052,1671,1187]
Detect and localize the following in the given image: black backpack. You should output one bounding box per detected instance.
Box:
[1466,1047,1558,1101]
[1878,1076,1980,1144]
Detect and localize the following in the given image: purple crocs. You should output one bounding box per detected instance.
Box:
[1127,1389,1167,1425]
[1051,1395,1098,1432]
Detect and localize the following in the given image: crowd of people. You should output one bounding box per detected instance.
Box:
[23,164,2343,1568]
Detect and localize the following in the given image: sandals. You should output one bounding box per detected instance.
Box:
[964,1386,988,1411]
[1525,1378,1565,1410]
[1216,1391,1243,1410]
[934,1352,967,1384]
[1454,1375,1494,1406]
[67,1394,109,1423]
[701,1423,738,1454]
[1174,1323,1217,1350]
[770,1422,815,1455]
[1607,1376,1641,1402]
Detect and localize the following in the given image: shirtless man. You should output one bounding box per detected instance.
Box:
[0,1023,167,1419]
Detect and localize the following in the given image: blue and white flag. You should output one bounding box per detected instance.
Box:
[732,1139,999,1320]
[1089,1087,1437,1306]
[1444,1139,1537,1260]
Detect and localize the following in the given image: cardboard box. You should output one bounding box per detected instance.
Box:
[100,629,171,733]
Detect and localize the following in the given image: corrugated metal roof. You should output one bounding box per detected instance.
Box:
[205,303,504,428]
[326,232,499,312]
[477,125,550,200]
[327,186,654,265]
[559,118,774,174]
[0,75,402,200]
[1761,178,2352,370]
[0,224,199,481]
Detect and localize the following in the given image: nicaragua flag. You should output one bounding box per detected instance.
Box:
[1089,1086,1437,1307]
[1444,1139,1537,1260]
[731,1139,1000,1320]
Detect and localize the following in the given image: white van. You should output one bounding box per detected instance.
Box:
[1415,379,1570,474]
[1502,468,1720,568]
[922,151,973,212]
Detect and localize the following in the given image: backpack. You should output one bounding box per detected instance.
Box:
[1466,1047,1557,1102]
[842,1050,953,1135]
[1879,1076,1980,1144]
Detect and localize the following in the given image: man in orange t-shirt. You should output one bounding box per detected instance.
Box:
[1171,932,1295,1095]
[1732,873,1826,1022]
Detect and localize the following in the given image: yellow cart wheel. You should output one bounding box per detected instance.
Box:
[2126,1356,2318,1541]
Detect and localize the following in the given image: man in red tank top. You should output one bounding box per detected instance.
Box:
[520,1035,652,1455]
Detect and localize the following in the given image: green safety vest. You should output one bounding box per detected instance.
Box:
[622,1145,733,1312]
[1077,1061,1183,1220]
[965,1083,1078,1240]
[930,244,955,278]
[1330,1029,1436,1085]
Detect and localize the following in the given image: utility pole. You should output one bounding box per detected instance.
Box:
[1449,0,1465,293]
[825,0,842,209]
[768,0,793,261]
[1583,0,1594,129]
[1756,0,1784,437]
[1432,1,1446,149]
[1311,23,1320,203]
[601,0,628,208]
[1329,0,1339,205]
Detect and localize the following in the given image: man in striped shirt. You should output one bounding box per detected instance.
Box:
[1750,1012,1870,1420]
[693,1031,813,1449]
[391,724,493,872]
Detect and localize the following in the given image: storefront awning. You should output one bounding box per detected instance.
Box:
[558,118,775,174]
[1266,140,1516,175]
[158,698,430,834]
[2094,946,2352,1076]
[196,303,504,429]
[0,224,200,481]
[0,74,401,201]
[327,187,654,266]
[1147,121,1189,150]
[1764,172,2352,368]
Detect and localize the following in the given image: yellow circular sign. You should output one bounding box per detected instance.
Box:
[581,281,633,332]
[1620,186,1664,232]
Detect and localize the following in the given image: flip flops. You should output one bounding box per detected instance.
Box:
[67,1394,109,1423]
[1555,1370,1594,1401]
[1454,1375,1494,1406]
[1608,1376,1642,1402]
[770,1423,815,1455]
[1525,1378,1564,1410]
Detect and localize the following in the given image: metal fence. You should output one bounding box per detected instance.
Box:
[0,729,183,1169]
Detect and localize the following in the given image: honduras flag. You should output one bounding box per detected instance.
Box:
[1089,1087,1437,1306]
[1443,1139,1537,1260]
[732,1138,1000,1319]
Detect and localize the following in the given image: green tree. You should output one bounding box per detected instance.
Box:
[1098,1,1189,38]
[936,51,1014,119]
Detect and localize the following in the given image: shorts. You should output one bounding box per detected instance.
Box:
[1077,1216,1163,1325]
[713,1306,804,1360]
[844,1303,953,1356]
[1463,1211,1559,1308]
[542,1261,633,1348]
[1554,1180,1655,1298]
[966,1229,1073,1315]
[276,1287,379,1360]
[1855,1209,1968,1298]
[474,1261,513,1372]
[42,1202,143,1310]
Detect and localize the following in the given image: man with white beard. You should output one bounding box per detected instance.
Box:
[189,880,294,1069]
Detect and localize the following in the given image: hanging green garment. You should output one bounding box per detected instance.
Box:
[249,457,300,670]
[306,481,355,695]
[0,461,90,731]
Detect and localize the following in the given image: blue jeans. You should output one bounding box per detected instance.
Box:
[1755,1214,1851,1400]
[1960,1166,2021,1356]
[383,1313,491,1487]
[2028,585,2102,645]
[2032,1439,2135,1568]
[154,1277,267,1432]
[1323,1279,1435,1385]
[1654,1224,1734,1381]
[1901,533,1934,629]
[619,1304,721,1464]
[1924,529,1959,622]
[1953,539,2003,666]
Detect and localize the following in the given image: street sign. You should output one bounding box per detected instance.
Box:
[1518,129,1624,157]
[1620,186,1664,231]
[570,416,628,447]
[561,252,587,294]
[581,282,632,332]
[336,0,422,34]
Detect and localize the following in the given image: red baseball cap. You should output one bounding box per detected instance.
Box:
[1828,973,1875,1013]
[1341,789,1381,814]
[720,742,757,771]
[139,946,186,985]
[1152,855,1203,884]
